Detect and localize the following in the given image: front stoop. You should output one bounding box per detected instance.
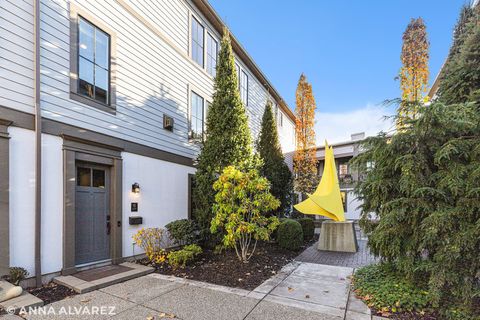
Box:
[0,289,43,315]
[53,262,153,294]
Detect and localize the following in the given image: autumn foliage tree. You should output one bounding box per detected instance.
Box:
[397,18,429,128]
[293,74,317,195]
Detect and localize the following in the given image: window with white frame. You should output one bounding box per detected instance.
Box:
[190,91,204,140]
[78,16,110,104]
[191,17,204,67]
[240,70,248,106]
[206,33,217,77]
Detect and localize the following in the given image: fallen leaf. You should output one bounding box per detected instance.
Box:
[80,298,91,303]
[305,294,310,299]
[288,287,294,292]
[146,316,154,320]
[159,312,176,318]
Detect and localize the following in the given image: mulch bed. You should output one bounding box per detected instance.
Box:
[139,241,309,290]
[27,282,77,305]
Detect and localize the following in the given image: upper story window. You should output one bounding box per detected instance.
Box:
[240,70,248,106]
[206,33,217,77]
[78,17,110,105]
[190,91,204,141]
[191,17,204,67]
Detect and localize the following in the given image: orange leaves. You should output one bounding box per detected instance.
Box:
[293,74,318,194]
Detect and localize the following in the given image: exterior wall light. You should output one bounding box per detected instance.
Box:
[132,182,140,193]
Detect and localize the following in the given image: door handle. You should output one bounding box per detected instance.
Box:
[107,221,111,235]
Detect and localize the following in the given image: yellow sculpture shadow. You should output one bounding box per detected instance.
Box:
[294,141,346,222]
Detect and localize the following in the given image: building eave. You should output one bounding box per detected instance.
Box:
[192,0,296,123]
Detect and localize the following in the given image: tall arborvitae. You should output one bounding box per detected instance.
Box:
[397,17,429,128]
[293,74,318,195]
[193,29,253,238]
[438,5,480,104]
[257,101,293,215]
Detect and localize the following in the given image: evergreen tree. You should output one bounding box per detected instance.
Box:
[257,101,293,215]
[437,5,480,104]
[352,102,480,313]
[193,29,253,238]
[293,74,318,195]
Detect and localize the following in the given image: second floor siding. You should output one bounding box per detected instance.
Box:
[1,0,295,158]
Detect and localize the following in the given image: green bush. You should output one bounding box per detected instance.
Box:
[297,218,315,241]
[167,244,202,269]
[165,219,197,244]
[1,267,29,286]
[277,219,303,250]
[353,263,431,315]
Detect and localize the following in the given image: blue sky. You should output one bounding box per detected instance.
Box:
[209,0,468,143]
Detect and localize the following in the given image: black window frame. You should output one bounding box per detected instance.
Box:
[189,91,205,142]
[77,15,111,106]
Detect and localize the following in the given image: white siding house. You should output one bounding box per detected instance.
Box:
[0,0,295,281]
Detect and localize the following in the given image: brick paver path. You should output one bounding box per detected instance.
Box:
[296,240,378,269]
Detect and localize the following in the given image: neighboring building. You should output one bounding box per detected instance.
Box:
[0,0,295,281]
[285,133,365,221]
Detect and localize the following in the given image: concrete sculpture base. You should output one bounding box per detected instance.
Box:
[318,221,358,253]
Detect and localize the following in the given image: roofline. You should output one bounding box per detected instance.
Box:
[192,0,296,122]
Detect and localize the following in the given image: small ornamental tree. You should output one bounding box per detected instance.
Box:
[293,74,318,195]
[257,101,293,214]
[210,166,280,263]
[193,29,254,238]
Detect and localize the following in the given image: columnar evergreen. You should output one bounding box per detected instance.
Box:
[193,29,253,237]
[257,101,293,214]
[437,5,480,104]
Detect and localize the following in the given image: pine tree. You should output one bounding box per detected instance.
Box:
[397,18,429,128]
[438,5,480,104]
[193,29,253,237]
[293,74,317,195]
[257,101,293,215]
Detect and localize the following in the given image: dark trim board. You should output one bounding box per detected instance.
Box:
[0,105,194,167]
[0,119,11,276]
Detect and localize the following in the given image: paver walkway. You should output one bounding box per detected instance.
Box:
[1,262,382,320]
[296,240,377,268]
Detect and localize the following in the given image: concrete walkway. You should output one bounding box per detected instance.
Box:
[1,262,385,320]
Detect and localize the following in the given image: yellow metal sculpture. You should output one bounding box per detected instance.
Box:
[294,142,346,222]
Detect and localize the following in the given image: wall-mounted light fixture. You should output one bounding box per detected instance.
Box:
[132,182,140,193]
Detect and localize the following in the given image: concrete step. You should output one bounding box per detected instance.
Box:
[53,262,154,294]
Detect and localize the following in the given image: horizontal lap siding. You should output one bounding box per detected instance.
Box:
[0,0,34,113]
[2,0,292,158]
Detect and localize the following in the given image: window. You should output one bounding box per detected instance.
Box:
[190,91,204,140]
[339,163,348,177]
[77,167,105,188]
[240,70,248,106]
[206,33,217,77]
[78,17,110,104]
[191,17,204,67]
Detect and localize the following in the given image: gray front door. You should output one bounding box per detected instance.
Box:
[75,164,110,265]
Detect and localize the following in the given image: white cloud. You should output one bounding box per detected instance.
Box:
[314,104,395,145]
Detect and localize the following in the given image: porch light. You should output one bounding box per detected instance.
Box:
[132,182,140,193]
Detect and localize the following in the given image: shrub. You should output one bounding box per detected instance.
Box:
[353,263,431,316]
[1,267,29,286]
[277,219,303,250]
[297,218,315,241]
[211,166,280,263]
[132,228,168,265]
[167,244,202,269]
[165,219,197,244]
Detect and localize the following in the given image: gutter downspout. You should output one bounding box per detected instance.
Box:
[33,0,42,287]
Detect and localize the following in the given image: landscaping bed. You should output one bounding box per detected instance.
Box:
[139,241,305,290]
[27,282,77,306]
